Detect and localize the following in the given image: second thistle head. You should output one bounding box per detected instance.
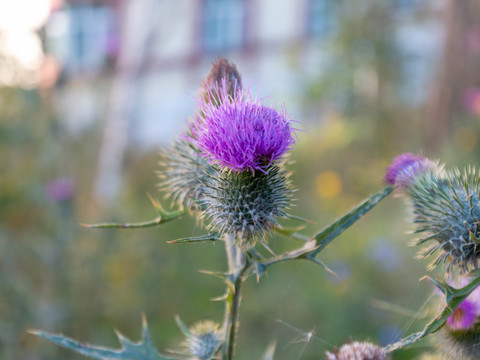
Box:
[185,61,297,244]
[386,153,480,273]
[384,153,438,189]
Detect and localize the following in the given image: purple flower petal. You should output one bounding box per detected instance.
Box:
[384,153,437,188]
[447,299,477,331]
[187,79,296,173]
[45,177,75,202]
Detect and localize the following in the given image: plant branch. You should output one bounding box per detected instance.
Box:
[384,274,480,353]
[252,186,394,276]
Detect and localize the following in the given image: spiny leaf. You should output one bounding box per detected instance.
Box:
[168,234,219,244]
[31,316,174,360]
[312,186,394,255]
[384,274,480,353]
[244,187,393,278]
[82,194,184,229]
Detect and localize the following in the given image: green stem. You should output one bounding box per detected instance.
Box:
[222,233,247,360]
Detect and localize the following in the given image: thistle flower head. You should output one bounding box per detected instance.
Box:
[184,321,222,360]
[434,276,480,332]
[408,167,480,273]
[188,80,296,174]
[325,341,389,360]
[447,300,477,331]
[435,277,480,360]
[384,153,438,188]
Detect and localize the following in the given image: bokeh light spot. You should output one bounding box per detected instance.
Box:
[454,126,478,153]
[315,170,342,198]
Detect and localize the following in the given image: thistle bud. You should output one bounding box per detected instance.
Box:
[181,320,222,360]
[201,58,242,100]
[325,341,389,360]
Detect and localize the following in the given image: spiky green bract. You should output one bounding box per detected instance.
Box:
[436,325,480,360]
[408,167,480,273]
[185,321,222,360]
[201,164,292,244]
[325,341,389,360]
[159,139,210,212]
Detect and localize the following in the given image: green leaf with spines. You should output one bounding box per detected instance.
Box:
[168,234,219,244]
[383,274,480,353]
[31,316,174,360]
[311,186,394,255]
[249,187,394,277]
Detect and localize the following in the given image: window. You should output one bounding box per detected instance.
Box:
[202,0,245,53]
[394,0,419,10]
[45,5,118,74]
[308,0,336,37]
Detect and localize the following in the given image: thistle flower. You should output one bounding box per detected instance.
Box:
[434,276,480,332]
[434,276,480,359]
[177,319,222,360]
[188,79,296,174]
[384,153,438,188]
[325,341,389,360]
[386,153,480,273]
[162,60,296,243]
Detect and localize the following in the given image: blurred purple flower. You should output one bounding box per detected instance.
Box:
[369,239,402,271]
[384,153,437,188]
[327,260,351,283]
[45,177,75,202]
[435,276,480,332]
[378,324,401,346]
[466,25,480,54]
[447,299,476,331]
[462,87,480,115]
[187,79,297,174]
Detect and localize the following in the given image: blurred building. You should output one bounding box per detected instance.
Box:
[39,0,443,201]
[42,0,440,144]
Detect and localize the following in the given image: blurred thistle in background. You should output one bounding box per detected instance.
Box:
[2,0,480,359]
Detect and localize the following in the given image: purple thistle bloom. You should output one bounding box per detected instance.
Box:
[384,153,437,188]
[435,276,480,331]
[447,300,477,331]
[188,80,296,173]
[45,177,75,202]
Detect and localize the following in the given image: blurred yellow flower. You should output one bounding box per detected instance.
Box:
[315,171,342,198]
